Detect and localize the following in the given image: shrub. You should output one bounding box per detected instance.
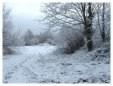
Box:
[63,32,85,54]
[3,47,14,55]
[53,26,85,54]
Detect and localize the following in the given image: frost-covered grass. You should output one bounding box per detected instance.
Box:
[3,43,110,83]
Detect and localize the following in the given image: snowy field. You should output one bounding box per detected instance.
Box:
[3,43,110,83]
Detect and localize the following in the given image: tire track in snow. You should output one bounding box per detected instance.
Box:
[3,55,33,83]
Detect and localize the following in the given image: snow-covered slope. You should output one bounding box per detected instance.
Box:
[3,43,110,83]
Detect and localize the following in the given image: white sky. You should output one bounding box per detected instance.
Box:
[3,0,44,17]
[4,0,110,18]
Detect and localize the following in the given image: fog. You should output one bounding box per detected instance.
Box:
[4,0,46,34]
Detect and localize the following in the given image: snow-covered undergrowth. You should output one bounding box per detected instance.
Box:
[3,43,110,83]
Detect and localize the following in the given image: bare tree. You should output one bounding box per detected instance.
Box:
[42,3,97,51]
[80,3,94,51]
[3,4,14,54]
[3,4,13,47]
[24,30,34,46]
[97,3,110,42]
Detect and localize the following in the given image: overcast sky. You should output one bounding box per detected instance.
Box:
[3,0,47,34]
[4,0,44,17]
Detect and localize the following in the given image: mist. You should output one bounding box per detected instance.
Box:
[4,0,46,34]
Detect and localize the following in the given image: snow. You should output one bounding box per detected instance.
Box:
[3,43,110,83]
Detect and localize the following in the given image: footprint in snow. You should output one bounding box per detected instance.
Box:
[61,63,72,66]
[76,71,83,75]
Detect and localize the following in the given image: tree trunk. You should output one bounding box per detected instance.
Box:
[84,26,93,51]
[84,3,93,51]
[102,3,105,42]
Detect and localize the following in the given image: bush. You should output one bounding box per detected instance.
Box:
[3,47,14,55]
[53,26,85,54]
[63,33,85,54]
[24,30,34,46]
[38,30,53,44]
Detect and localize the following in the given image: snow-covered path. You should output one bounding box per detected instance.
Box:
[3,44,57,83]
[3,44,110,83]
